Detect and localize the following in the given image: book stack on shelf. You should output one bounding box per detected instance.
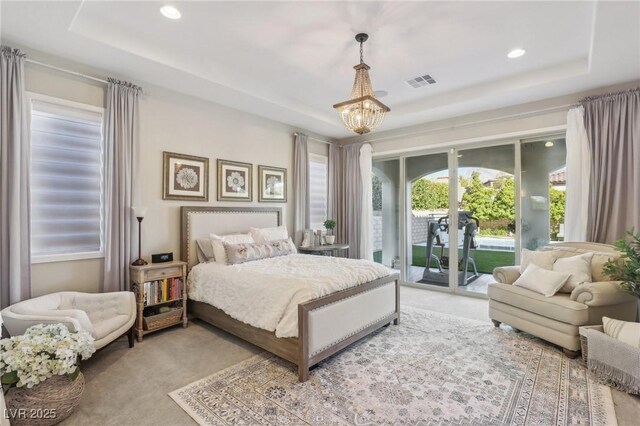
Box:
[143,278,183,306]
[142,278,184,331]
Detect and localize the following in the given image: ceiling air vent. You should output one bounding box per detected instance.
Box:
[406,74,437,88]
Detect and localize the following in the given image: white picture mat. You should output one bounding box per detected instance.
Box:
[261,168,285,199]
[169,158,205,197]
[221,164,249,198]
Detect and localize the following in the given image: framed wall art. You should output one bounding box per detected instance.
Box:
[217,159,253,201]
[258,165,287,202]
[163,151,209,201]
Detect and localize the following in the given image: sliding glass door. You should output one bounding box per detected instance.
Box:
[372,159,400,269]
[404,152,453,288]
[372,133,566,298]
[456,144,516,295]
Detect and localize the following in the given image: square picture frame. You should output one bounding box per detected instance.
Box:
[217,159,253,201]
[258,165,287,203]
[163,151,209,201]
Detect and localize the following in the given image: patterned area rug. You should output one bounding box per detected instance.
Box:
[169,307,617,425]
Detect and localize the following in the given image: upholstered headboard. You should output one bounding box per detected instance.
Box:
[181,206,282,271]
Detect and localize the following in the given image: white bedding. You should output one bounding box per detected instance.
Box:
[188,254,393,338]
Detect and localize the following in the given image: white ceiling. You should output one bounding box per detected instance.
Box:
[2,1,639,139]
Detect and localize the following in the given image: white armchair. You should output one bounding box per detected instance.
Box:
[1,291,136,350]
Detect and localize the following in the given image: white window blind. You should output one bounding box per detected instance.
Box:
[30,98,104,260]
[309,154,328,231]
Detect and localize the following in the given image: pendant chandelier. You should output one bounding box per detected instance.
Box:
[333,33,390,135]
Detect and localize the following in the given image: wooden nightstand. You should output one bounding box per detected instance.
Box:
[129,260,188,342]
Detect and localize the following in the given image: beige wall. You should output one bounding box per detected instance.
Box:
[22,48,330,296]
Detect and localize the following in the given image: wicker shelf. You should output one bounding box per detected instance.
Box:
[130,260,188,342]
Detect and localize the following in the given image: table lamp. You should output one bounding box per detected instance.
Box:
[132,206,148,266]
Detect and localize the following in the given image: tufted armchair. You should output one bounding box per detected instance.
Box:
[1,291,136,350]
[489,242,638,357]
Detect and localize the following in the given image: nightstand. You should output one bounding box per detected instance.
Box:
[297,243,349,257]
[129,260,187,342]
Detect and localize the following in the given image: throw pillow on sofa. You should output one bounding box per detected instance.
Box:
[553,252,593,293]
[514,264,571,297]
[520,249,560,273]
[603,316,640,348]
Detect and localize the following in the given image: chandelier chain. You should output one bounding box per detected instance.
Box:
[360,40,364,64]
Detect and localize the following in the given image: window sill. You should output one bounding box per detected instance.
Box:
[31,252,104,264]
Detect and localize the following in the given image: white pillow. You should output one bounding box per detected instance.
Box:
[552,253,593,293]
[210,233,254,264]
[513,264,571,297]
[603,317,640,348]
[250,226,289,244]
[520,248,559,273]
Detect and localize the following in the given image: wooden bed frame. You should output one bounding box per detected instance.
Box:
[181,206,400,382]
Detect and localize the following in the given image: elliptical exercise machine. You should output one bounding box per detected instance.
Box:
[421,211,480,286]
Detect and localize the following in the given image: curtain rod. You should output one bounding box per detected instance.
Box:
[25,58,108,84]
[293,132,336,146]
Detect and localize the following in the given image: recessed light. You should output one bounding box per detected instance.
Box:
[160,5,181,20]
[507,48,526,59]
[374,90,388,98]
[545,141,554,147]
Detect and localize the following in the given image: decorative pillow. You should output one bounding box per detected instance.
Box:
[224,238,297,265]
[513,264,571,297]
[250,226,289,244]
[520,249,559,273]
[210,233,255,264]
[603,316,640,348]
[540,246,619,282]
[196,238,215,263]
[553,253,593,293]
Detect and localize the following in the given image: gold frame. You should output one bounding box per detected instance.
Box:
[258,165,287,203]
[162,151,209,201]
[217,159,253,202]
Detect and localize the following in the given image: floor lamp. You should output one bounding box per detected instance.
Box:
[132,206,148,266]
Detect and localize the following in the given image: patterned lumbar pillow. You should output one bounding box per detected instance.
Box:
[224,238,297,265]
[552,252,593,293]
[602,317,640,348]
[210,233,255,264]
[513,264,571,297]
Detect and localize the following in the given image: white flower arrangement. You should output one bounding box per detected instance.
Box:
[0,323,95,388]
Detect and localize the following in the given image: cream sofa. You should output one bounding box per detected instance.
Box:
[1,291,136,350]
[488,242,638,357]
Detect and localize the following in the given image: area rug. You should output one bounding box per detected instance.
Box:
[169,307,617,425]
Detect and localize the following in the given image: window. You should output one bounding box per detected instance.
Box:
[309,153,328,230]
[29,95,105,262]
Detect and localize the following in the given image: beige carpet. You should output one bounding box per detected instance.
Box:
[170,307,617,425]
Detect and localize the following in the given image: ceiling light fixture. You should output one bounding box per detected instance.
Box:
[160,5,181,20]
[545,141,554,147]
[507,48,526,59]
[333,33,390,135]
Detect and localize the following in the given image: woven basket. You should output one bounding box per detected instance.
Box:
[4,372,85,426]
[143,307,183,331]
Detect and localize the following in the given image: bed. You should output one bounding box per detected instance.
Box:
[181,206,400,382]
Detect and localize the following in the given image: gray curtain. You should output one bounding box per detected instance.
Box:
[343,143,363,259]
[0,46,31,308]
[103,78,142,292]
[327,143,343,242]
[293,133,309,245]
[584,88,640,244]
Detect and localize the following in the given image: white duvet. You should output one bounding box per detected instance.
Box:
[188,254,393,338]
